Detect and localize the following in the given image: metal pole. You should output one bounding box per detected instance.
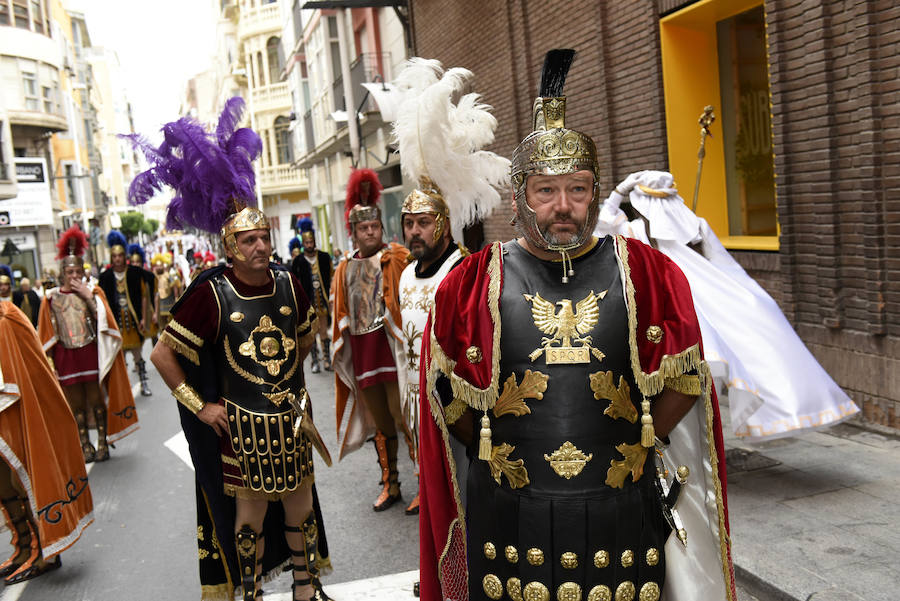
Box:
[692,105,716,213]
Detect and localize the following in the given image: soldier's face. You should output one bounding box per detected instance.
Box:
[111,250,126,270]
[403,213,442,261]
[302,234,316,253]
[524,170,594,246]
[231,229,272,270]
[0,280,9,296]
[353,219,383,257]
[63,265,85,286]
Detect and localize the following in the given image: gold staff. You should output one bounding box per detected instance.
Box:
[692,105,716,213]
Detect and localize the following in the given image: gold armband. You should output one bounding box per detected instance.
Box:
[173,381,205,415]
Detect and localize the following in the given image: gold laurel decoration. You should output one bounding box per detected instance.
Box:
[590,370,637,423]
[488,443,530,489]
[493,369,548,418]
[606,442,649,489]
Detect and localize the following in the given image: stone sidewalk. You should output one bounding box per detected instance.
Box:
[723,411,900,601]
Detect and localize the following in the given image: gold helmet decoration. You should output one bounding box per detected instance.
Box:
[221,204,270,262]
[393,58,508,243]
[57,225,90,271]
[510,49,601,253]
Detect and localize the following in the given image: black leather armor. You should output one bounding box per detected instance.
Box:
[213,270,313,496]
[466,239,668,601]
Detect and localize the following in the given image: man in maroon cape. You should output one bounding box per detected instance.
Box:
[418,50,736,601]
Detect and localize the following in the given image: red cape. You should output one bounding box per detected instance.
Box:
[418,237,735,601]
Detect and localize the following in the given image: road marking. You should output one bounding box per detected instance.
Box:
[132,382,140,398]
[164,431,193,470]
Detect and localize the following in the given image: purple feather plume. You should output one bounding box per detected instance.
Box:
[120,97,262,234]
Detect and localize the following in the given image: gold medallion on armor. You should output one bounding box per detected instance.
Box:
[544,441,593,479]
[523,290,607,364]
[238,315,296,376]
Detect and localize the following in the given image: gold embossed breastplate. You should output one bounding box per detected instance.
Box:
[49,291,96,349]
[345,250,385,335]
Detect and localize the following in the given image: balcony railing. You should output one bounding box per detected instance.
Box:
[251,82,290,113]
[237,3,280,40]
[259,164,306,193]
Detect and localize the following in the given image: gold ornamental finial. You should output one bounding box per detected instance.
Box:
[692,105,716,212]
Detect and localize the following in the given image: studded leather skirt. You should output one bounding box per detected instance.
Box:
[220,399,315,500]
[466,457,669,601]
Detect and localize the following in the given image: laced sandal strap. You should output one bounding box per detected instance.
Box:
[284,525,302,533]
[294,577,311,586]
[1,496,20,504]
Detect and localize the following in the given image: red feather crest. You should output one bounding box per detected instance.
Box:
[56,225,89,259]
[344,168,383,232]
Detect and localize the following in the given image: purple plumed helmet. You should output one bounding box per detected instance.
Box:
[122,97,262,234]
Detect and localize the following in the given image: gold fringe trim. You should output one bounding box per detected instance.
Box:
[428,242,503,413]
[665,374,702,396]
[160,330,200,366]
[444,397,467,425]
[615,236,703,398]
[701,362,736,601]
[200,584,233,601]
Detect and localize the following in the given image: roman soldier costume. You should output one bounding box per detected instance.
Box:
[99,231,153,396]
[152,251,183,332]
[129,243,158,341]
[126,97,333,601]
[38,226,139,463]
[331,168,414,511]
[293,218,333,374]
[0,300,94,584]
[12,282,40,326]
[418,50,736,601]
[392,58,510,517]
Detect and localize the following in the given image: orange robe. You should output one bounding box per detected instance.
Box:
[0,302,93,558]
[37,287,139,442]
[331,243,408,459]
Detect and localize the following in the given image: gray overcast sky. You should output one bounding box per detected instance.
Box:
[70,0,217,140]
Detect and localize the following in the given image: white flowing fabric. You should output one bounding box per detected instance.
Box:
[596,171,859,441]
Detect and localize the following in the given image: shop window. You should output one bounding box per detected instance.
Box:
[660,0,778,250]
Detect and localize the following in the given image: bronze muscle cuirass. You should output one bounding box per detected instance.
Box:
[50,292,96,349]
[345,250,385,335]
[465,239,668,601]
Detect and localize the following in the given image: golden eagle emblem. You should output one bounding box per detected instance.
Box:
[523,290,607,364]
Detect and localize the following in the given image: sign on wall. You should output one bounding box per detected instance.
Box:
[0,158,54,227]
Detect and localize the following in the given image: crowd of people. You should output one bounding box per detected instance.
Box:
[0,49,859,601]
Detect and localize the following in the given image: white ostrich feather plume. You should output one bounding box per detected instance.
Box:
[391,58,510,234]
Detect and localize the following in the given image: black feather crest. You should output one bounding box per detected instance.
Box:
[538,49,576,97]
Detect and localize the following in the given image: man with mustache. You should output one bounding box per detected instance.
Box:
[418,50,736,601]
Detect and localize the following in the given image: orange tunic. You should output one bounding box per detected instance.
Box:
[331,243,408,459]
[0,302,93,558]
[37,287,139,442]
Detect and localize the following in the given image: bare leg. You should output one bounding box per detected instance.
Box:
[62,383,94,462]
[282,482,315,600]
[85,382,109,461]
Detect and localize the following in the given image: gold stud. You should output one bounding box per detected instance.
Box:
[229,415,235,422]
[284,415,290,421]
[466,345,483,363]
[526,547,544,566]
[276,477,283,484]
[244,437,251,445]
[482,574,503,600]
[258,438,265,446]
[288,475,294,481]
[287,456,293,462]
[646,325,663,344]
[621,549,634,567]
[507,577,523,601]
[265,477,272,484]
[593,550,609,568]
[262,458,269,465]
[587,585,611,601]
[233,437,240,445]
[483,542,497,560]
[614,581,635,601]
[557,582,582,601]
[645,548,659,566]
[505,545,519,563]
[255,417,262,424]
[523,581,550,601]
[274,457,281,465]
[242,415,248,422]
[560,551,578,569]
[270,417,277,424]
[638,582,659,601]
[249,457,256,463]
[253,475,259,482]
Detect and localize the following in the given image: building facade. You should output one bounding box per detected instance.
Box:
[410,0,899,432]
[285,4,408,255]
